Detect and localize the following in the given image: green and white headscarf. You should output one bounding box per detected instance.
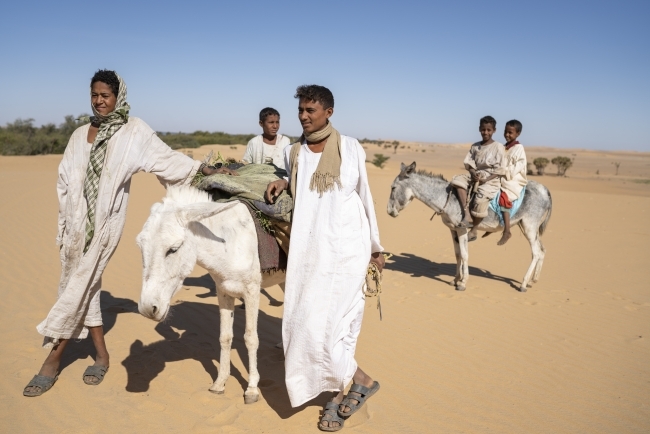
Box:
[81,72,130,253]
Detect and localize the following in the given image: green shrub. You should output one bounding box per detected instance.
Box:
[551,156,573,176]
[533,157,549,175]
[0,114,265,155]
[0,116,88,155]
[371,154,389,169]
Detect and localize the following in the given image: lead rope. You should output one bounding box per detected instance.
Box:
[364,253,392,321]
[364,263,383,320]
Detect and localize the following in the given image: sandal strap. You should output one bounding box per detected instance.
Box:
[341,394,364,411]
[339,381,380,417]
[83,365,108,379]
[349,383,371,396]
[26,374,56,388]
[320,402,345,428]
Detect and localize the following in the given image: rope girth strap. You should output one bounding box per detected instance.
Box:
[430,189,454,221]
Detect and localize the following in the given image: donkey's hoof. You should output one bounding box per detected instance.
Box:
[518,286,528,293]
[244,394,259,404]
[456,285,466,291]
[208,385,225,395]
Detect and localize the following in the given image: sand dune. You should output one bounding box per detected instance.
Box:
[0,143,648,433]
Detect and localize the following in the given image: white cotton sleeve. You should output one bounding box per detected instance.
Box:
[56,142,73,246]
[141,132,201,186]
[242,139,255,164]
[489,145,507,176]
[283,144,291,182]
[354,141,384,253]
[508,146,527,180]
[463,147,477,170]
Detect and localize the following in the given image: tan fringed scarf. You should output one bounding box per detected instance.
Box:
[288,122,341,198]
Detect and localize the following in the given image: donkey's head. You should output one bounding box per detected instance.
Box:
[136,187,237,322]
[387,162,417,217]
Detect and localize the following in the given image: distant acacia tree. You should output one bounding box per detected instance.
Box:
[612,161,620,175]
[552,156,573,176]
[371,154,389,169]
[392,140,400,154]
[533,157,549,175]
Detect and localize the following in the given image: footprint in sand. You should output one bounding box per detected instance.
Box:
[344,403,371,428]
[194,404,242,429]
[16,368,35,379]
[135,400,167,413]
[606,292,627,301]
[191,389,235,407]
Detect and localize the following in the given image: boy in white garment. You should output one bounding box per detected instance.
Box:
[242,107,291,170]
[496,119,528,245]
[451,115,507,242]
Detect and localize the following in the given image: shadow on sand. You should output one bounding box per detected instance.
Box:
[385,251,520,290]
[121,299,320,419]
[58,291,138,373]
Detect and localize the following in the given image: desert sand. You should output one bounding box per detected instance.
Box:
[1,142,648,433]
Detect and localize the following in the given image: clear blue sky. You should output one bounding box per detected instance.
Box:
[1,0,648,151]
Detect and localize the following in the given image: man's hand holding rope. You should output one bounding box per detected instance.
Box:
[369,251,385,272]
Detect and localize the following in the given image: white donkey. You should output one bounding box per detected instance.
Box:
[136,185,285,404]
[387,162,552,292]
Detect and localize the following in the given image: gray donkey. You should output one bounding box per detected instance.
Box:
[387,162,552,292]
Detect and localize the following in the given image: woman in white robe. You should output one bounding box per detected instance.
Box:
[24,70,222,397]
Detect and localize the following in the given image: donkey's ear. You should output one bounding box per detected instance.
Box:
[176,202,239,227]
[399,161,416,179]
[405,161,416,174]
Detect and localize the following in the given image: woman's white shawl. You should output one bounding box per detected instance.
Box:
[36,117,200,346]
[282,136,383,407]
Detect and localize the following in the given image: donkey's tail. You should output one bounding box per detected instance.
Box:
[539,188,552,236]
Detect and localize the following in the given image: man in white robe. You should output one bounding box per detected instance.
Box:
[265,85,384,431]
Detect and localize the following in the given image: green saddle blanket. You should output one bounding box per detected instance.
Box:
[195,163,293,222]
